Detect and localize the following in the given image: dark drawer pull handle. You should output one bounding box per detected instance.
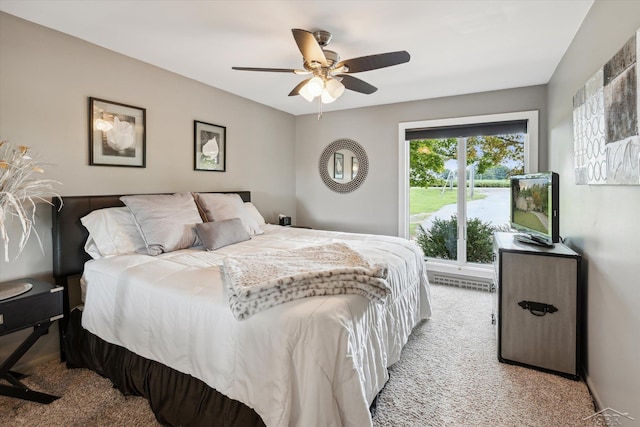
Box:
[518,300,558,317]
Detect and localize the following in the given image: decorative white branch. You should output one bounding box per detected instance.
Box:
[0,140,62,262]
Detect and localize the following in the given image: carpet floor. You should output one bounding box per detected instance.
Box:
[0,284,597,426]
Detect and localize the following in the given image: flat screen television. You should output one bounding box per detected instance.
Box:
[510,172,559,246]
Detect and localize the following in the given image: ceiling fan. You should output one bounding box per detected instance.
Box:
[232,29,410,105]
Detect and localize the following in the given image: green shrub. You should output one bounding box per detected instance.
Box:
[416,215,510,264]
[428,179,510,189]
[473,180,510,188]
[428,178,446,188]
[416,216,458,260]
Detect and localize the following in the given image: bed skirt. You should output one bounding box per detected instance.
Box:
[63,308,265,427]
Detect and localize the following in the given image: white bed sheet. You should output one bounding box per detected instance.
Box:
[81,225,431,427]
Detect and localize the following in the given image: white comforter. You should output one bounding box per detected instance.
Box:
[81,225,431,427]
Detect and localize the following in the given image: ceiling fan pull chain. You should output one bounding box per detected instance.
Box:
[317,96,323,120]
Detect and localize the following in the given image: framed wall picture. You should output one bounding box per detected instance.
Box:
[194,120,226,171]
[334,152,344,179]
[89,97,146,167]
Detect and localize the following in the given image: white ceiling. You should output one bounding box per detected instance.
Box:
[0,0,593,116]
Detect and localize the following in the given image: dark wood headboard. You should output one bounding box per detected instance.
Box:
[51,191,250,358]
[51,191,250,280]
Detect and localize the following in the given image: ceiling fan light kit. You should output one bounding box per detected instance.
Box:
[232,28,410,113]
[304,76,324,98]
[298,82,316,102]
[322,78,346,103]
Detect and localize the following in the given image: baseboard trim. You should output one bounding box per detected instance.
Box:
[13,351,60,375]
[584,373,602,412]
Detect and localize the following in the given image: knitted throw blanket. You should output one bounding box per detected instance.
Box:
[223,242,389,320]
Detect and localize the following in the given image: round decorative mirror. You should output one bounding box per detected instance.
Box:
[319,138,369,193]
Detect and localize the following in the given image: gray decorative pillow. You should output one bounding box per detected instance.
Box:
[120,193,203,256]
[195,218,250,250]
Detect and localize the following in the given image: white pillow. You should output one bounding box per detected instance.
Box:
[244,202,266,226]
[194,193,263,235]
[80,207,147,259]
[120,193,203,256]
[84,236,102,259]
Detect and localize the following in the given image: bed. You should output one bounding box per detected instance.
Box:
[52,191,431,427]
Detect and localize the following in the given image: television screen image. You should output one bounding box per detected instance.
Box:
[510,172,559,244]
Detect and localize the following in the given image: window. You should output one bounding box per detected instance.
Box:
[398,111,538,279]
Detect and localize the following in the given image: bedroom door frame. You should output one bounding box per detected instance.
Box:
[398,110,539,279]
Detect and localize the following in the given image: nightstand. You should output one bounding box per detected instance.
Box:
[0,278,64,403]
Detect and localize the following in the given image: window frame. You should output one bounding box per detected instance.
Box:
[398,110,539,279]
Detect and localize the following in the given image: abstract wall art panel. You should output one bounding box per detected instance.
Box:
[573,28,640,185]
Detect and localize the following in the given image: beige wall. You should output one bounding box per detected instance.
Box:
[294,86,547,235]
[0,12,296,368]
[547,0,640,422]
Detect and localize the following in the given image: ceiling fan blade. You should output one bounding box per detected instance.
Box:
[292,29,328,67]
[288,78,312,96]
[336,51,410,73]
[338,75,377,94]
[232,66,306,74]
